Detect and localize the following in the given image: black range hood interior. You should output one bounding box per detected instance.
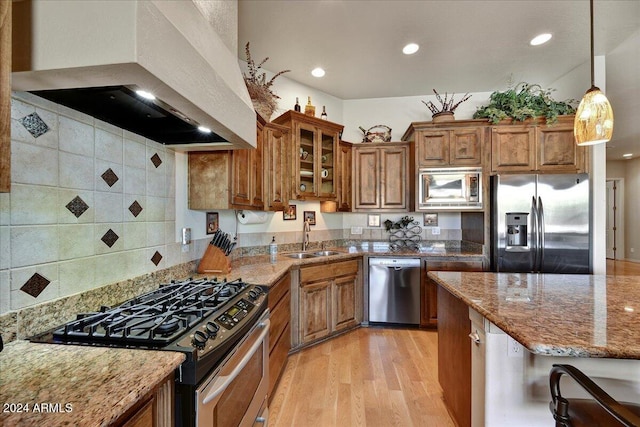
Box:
[31,86,227,146]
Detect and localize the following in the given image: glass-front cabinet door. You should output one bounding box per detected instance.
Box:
[274,111,343,201]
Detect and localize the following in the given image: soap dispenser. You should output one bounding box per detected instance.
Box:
[269,236,278,262]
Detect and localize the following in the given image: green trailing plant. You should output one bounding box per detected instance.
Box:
[473,82,577,125]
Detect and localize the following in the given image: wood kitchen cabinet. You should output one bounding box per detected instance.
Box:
[1,1,11,193]
[491,115,587,173]
[117,374,174,427]
[267,272,291,400]
[272,110,343,201]
[321,140,353,212]
[415,127,485,167]
[438,284,472,427]
[352,142,413,212]
[188,115,291,211]
[295,259,361,347]
[421,259,484,328]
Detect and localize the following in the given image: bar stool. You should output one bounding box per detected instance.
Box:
[549,364,640,427]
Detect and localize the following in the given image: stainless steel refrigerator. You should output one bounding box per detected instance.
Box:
[491,174,591,273]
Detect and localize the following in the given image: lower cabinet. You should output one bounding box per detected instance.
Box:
[267,273,291,400]
[118,374,174,427]
[437,284,472,427]
[294,259,361,348]
[422,259,484,328]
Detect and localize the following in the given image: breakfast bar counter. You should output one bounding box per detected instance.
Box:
[428,271,640,359]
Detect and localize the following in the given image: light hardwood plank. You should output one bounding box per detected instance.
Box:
[269,327,455,427]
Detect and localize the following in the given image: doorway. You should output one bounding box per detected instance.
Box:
[606,179,624,259]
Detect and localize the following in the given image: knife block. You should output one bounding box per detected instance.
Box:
[197,245,231,274]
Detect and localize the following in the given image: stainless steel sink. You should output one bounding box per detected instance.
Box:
[284,252,319,259]
[312,250,343,257]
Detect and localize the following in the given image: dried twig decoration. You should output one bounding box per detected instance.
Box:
[422,89,472,115]
[243,42,290,118]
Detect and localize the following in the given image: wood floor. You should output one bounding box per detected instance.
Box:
[268,327,455,427]
[607,258,640,276]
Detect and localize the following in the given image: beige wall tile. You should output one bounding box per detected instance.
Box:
[11,226,59,268]
[146,222,166,247]
[58,189,94,224]
[10,184,59,225]
[11,142,59,186]
[10,264,59,310]
[95,128,123,163]
[94,191,123,223]
[59,151,94,190]
[59,224,95,261]
[58,115,94,157]
[59,257,96,295]
[94,223,124,255]
[0,271,10,313]
[123,222,147,250]
[146,196,166,222]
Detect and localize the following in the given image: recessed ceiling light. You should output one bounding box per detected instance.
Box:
[311,67,325,78]
[623,153,633,158]
[530,33,552,46]
[135,90,156,100]
[197,126,212,134]
[403,43,420,55]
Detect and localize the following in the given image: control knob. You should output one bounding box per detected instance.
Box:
[205,321,219,338]
[192,330,208,348]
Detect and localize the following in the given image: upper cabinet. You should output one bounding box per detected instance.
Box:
[403,119,490,170]
[272,111,343,202]
[1,1,11,193]
[491,116,586,173]
[352,142,413,212]
[188,115,291,211]
[416,127,485,167]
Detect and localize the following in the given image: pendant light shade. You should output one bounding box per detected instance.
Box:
[574,86,614,145]
[574,0,614,146]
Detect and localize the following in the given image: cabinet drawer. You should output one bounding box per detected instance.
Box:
[269,290,290,353]
[268,323,291,398]
[268,274,290,310]
[300,260,358,284]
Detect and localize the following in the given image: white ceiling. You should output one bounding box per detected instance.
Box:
[238,0,640,160]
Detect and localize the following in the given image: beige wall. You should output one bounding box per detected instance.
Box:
[607,158,640,261]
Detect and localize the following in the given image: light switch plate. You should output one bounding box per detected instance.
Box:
[181,227,192,245]
[351,226,363,235]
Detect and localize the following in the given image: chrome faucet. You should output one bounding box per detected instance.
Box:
[303,219,311,251]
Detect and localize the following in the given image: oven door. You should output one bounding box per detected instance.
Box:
[196,315,270,427]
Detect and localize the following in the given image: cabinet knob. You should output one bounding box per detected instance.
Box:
[469,330,481,344]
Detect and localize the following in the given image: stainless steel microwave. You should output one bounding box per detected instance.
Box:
[418,167,482,210]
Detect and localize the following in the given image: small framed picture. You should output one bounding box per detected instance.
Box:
[424,213,438,227]
[283,205,297,221]
[303,211,316,226]
[367,214,381,227]
[206,212,219,234]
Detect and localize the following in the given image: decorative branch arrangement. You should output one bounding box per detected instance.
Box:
[422,89,472,115]
[243,42,290,118]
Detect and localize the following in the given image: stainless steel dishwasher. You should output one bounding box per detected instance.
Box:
[368,257,421,325]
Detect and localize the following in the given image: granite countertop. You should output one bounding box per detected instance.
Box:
[222,245,484,286]
[0,340,184,426]
[428,271,640,359]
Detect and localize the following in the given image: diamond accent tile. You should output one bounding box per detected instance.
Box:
[101,168,119,187]
[150,153,162,168]
[21,273,51,298]
[129,200,143,217]
[66,195,90,218]
[19,112,50,138]
[101,229,119,248]
[151,251,163,266]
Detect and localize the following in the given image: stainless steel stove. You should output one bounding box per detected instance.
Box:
[30,277,270,426]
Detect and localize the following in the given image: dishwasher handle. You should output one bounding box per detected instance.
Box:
[369,258,421,268]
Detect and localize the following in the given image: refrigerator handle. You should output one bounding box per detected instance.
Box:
[531,196,538,272]
[538,196,545,271]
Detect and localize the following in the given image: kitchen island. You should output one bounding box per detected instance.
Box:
[429,271,640,426]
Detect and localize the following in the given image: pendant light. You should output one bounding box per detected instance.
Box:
[574,0,614,146]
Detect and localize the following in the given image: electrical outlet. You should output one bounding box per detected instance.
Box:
[181,244,190,253]
[431,227,441,235]
[351,226,363,235]
[508,336,523,358]
[631,248,635,253]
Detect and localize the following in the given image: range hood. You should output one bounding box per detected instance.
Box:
[11,0,256,150]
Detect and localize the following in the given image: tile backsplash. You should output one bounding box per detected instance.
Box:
[1,92,199,316]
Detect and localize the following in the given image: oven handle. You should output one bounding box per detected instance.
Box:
[202,318,270,405]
